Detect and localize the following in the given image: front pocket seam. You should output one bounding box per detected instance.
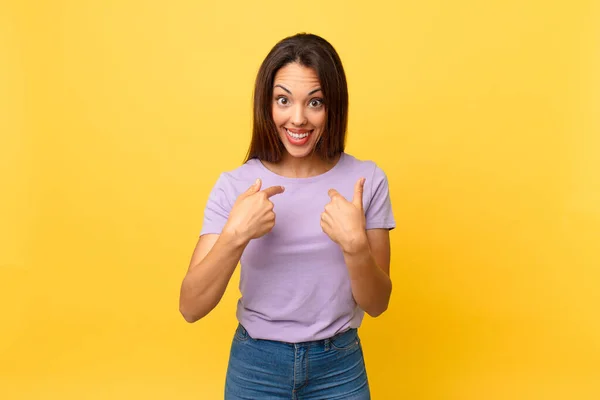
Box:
[330,337,360,351]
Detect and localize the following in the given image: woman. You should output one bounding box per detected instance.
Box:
[179,33,395,400]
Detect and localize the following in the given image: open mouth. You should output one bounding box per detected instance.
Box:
[285,128,313,140]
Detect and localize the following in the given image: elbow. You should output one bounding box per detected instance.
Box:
[364,283,392,318]
[180,309,201,323]
[179,296,215,323]
[179,304,201,323]
[365,302,389,318]
[179,279,211,323]
[179,300,208,323]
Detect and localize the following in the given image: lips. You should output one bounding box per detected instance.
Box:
[284,128,313,145]
[286,128,311,134]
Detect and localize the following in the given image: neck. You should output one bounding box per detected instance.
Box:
[266,152,341,178]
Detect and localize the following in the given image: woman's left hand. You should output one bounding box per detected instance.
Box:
[321,178,368,253]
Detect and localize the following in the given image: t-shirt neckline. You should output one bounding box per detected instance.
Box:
[252,152,347,184]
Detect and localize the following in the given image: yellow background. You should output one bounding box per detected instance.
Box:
[1,0,599,398]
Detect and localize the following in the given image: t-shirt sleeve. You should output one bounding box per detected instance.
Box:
[199,173,234,236]
[365,165,396,230]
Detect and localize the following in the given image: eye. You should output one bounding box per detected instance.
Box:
[276,96,289,106]
[309,98,324,108]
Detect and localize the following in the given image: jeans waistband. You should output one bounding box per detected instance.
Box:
[235,323,358,351]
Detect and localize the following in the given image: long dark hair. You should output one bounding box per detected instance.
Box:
[244,33,349,163]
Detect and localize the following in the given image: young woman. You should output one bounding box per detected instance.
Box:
[179,33,396,400]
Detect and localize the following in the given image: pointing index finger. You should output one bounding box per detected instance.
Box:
[262,185,285,198]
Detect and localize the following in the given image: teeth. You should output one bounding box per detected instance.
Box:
[286,129,310,139]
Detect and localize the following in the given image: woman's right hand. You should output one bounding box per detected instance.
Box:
[222,179,285,244]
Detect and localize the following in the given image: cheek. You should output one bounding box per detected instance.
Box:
[311,110,326,130]
[271,106,286,127]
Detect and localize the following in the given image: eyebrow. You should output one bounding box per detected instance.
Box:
[274,84,322,96]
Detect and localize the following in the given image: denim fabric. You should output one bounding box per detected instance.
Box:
[224,324,370,400]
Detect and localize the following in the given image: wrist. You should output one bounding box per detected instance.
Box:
[341,231,370,255]
[221,225,250,249]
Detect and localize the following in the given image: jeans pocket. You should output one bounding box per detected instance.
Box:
[329,328,360,351]
[233,324,249,342]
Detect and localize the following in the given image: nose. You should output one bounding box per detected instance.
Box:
[291,104,307,126]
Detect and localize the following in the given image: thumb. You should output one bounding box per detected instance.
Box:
[245,178,262,195]
[353,177,365,210]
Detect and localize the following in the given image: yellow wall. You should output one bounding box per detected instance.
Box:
[1,1,599,398]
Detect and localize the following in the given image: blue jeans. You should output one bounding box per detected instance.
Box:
[224,324,370,399]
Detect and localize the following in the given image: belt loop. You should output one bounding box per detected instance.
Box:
[324,338,330,351]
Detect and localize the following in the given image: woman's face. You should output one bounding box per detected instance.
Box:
[271,62,326,159]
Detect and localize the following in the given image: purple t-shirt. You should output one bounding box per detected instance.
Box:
[200,152,395,342]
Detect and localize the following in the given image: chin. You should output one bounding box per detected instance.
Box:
[282,145,316,159]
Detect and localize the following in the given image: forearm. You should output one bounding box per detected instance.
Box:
[342,234,392,317]
[179,232,247,322]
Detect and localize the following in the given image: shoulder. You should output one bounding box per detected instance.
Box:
[341,153,395,228]
[339,153,390,185]
[338,153,392,212]
[207,159,262,203]
[217,158,262,185]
